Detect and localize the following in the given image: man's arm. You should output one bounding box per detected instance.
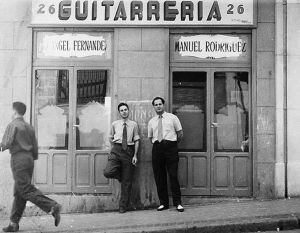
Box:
[0,124,16,152]
[176,130,183,143]
[108,123,115,144]
[132,140,139,166]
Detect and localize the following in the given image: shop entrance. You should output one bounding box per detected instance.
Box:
[33,67,111,193]
[172,68,251,196]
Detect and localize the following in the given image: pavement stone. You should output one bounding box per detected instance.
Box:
[0,198,300,232]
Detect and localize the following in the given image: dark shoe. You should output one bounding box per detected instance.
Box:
[51,203,62,227]
[176,204,184,212]
[119,207,126,213]
[2,222,19,232]
[157,205,169,211]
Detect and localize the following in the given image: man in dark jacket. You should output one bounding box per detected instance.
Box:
[0,102,62,232]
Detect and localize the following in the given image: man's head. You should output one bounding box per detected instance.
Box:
[12,102,26,119]
[118,102,129,119]
[152,97,165,115]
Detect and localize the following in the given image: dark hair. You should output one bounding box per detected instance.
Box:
[13,102,26,116]
[118,102,129,112]
[152,97,165,106]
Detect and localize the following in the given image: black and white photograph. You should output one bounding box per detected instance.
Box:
[0,0,298,232]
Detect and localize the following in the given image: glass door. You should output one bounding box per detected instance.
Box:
[33,67,112,193]
[172,69,211,195]
[211,69,251,196]
[33,68,73,192]
[72,68,111,193]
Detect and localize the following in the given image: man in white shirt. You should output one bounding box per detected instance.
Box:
[148,97,184,212]
[104,103,140,213]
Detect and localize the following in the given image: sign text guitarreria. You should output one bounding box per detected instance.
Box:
[31,0,254,26]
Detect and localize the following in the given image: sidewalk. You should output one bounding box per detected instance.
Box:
[1,198,300,233]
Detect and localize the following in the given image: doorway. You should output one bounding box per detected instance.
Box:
[33,67,112,193]
[172,68,251,196]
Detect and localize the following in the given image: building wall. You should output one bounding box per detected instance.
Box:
[287,0,300,196]
[255,0,276,198]
[0,0,32,217]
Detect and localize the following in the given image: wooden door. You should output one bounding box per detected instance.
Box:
[210,68,252,196]
[33,67,112,193]
[72,68,112,193]
[172,68,252,196]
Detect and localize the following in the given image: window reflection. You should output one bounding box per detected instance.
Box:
[214,72,249,152]
[172,72,207,151]
[76,70,110,150]
[35,70,69,150]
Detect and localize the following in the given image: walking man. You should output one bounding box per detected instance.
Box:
[148,97,184,212]
[0,102,61,232]
[103,103,140,213]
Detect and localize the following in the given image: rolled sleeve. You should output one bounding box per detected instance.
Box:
[147,120,153,138]
[133,123,140,141]
[1,123,16,151]
[173,115,182,132]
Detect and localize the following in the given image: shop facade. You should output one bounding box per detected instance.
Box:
[0,0,296,216]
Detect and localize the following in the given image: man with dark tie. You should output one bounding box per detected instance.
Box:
[148,97,184,212]
[103,102,140,213]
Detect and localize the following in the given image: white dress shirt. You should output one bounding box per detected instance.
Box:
[148,112,182,143]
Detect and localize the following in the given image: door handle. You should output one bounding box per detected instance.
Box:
[73,124,80,128]
[211,122,219,128]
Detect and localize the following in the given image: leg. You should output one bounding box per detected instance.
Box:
[10,186,26,224]
[152,144,169,207]
[165,144,181,206]
[119,155,134,210]
[11,154,57,214]
[103,151,122,181]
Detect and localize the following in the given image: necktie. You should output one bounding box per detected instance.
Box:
[122,123,128,150]
[157,115,163,142]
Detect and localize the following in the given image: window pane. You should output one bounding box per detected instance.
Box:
[76,70,111,150]
[172,72,207,151]
[214,72,249,152]
[35,70,69,150]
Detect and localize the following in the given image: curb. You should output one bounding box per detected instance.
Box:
[36,213,300,233]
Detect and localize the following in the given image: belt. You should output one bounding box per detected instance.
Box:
[113,143,134,148]
[154,140,177,145]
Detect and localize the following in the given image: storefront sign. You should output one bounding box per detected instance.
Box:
[171,34,251,62]
[31,0,254,26]
[36,32,112,59]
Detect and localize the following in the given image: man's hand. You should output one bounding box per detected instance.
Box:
[132,156,138,166]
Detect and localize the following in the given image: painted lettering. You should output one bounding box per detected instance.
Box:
[147,1,160,20]
[181,1,194,21]
[131,1,143,20]
[114,1,127,21]
[75,1,88,20]
[198,1,203,20]
[102,1,114,20]
[164,1,179,21]
[58,0,71,20]
[207,1,221,21]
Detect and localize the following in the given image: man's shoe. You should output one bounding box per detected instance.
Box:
[51,203,62,227]
[176,204,184,212]
[2,222,19,232]
[119,207,126,213]
[157,205,169,211]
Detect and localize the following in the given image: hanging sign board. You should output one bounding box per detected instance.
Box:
[31,0,254,26]
[36,32,112,59]
[171,34,251,62]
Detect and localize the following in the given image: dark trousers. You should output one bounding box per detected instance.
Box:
[10,152,57,223]
[103,144,135,208]
[152,141,181,207]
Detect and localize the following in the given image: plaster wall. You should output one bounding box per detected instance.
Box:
[287,0,300,196]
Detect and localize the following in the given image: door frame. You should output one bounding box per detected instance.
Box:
[71,66,112,193]
[170,67,252,196]
[210,67,252,196]
[32,66,73,193]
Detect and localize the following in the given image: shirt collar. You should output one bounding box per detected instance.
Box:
[157,112,166,119]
